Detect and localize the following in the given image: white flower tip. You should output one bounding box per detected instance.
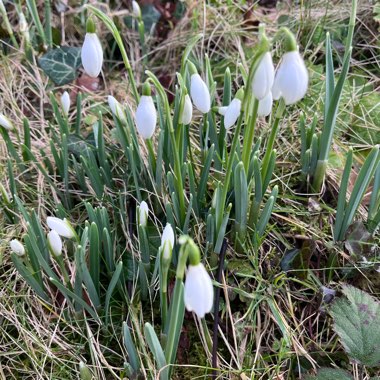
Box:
[190,74,211,114]
[135,96,157,139]
[81,33,103,78]
[180,94,193,125]
[10,239,25,256]
[60,91,71,115]
[47,230,63,257]
[161,223,175,260]
[184,263,214,318]
[47,216,75,239]
[0,113,13,130]
[138,201,149,227]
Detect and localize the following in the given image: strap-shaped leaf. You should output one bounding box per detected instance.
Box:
[123,321,140,373]
[105,262,123,324]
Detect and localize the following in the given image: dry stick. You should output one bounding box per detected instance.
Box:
[212,239,228,378]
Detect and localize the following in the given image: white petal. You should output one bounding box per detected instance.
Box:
[47,217,75,239]
[218,106,228,116]
[252,52,275,100]
[0,114,13,130]
[60,91,70,115]
[138,201,149,227]
[258,92,273,117]
[81,33,103,78]
[273,51,308,105]
[135,96,157,139]
[184,263,214,318]
[224,98,241,129]
[180,94,193,125]
[161,223,175,260]
[132,1,141,17]
[10,239,25,256]
[190,74,211,114]
[47,230,63,257]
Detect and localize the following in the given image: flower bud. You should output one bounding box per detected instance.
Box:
[60,91,70,116]
[272,50,308,105]
[138,201,149,228]
[184,262,214,318]
[132,1,141,18]
[135,95,157,139]
[251,52,274,100]
[160,223,175,260]
[47,217,76,239]
[180,94,193,125]
[47,230,63,257]
[189,70,211,114]
[108,95,127,123]
[79,361,92,380]
[0,113,13,130]
[81,19,103,78]
[258,91,273,117]
[10,239,25,256]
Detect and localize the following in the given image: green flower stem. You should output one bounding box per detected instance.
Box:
[261,99,285,178]
[86,5,139,102]
[241,98,259,173]
[312,159,328,192]
[56,255,72,291]
[146,71,186,228]
[216,113,244,232]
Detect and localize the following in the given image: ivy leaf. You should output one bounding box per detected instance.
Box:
[330,285,380,367]
[38,46,82,85]
[305,368,353,380]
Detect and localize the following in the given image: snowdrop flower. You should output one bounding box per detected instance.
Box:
[188,61,210,114]
[47,217,76,239]
[138,201,149,228]
[180,94,193,125]
[160,223,175,260]
[272,28,308,105]
[47,230,63,257]
[251,51,274,100]
[258,92,273,117]
[184,262,214,318]
[132,1,141,18]
[218,106,227,116]
[10,239,25,256]
[108,95,127,123]
[60,91,70,116]
[0,113,13,130]
[81,18,103,78]
[223,88,244,130]
[136,82,157,139]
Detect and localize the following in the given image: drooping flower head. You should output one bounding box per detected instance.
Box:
[0,113,13,131]
[47,230,63,258]
[180,94,193,125]
[10,239,25,256]
[223,88,244,130]
[272,27,309,105]
[138,201,149,228]
[188,61,211,114]
[81,18,103,78]
[60,91,71,116]
[47,217,76,239]
[160,223,175,261]
[135,82,157,139]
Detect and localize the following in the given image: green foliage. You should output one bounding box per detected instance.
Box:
[38,47,82,85]
[330,285,380,367]
[305,367,353,380]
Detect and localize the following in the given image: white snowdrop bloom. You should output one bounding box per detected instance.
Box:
[160,223,175,260]
[224,98,241,130]
[81,28,103,78]
[135,95,157,139]
[132,1,141,18]
[272,50,308,105]
[47,217,75,239]
[0,113,13,130]
[47,230,63,257]
[251,52,274,100]
[258,91,273,117]
[138,201,149,228]
[10,239,25,256]
[190,74,211,114]
[60,91,70,116]
[184,263,214,318]
[180,94,193,125]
